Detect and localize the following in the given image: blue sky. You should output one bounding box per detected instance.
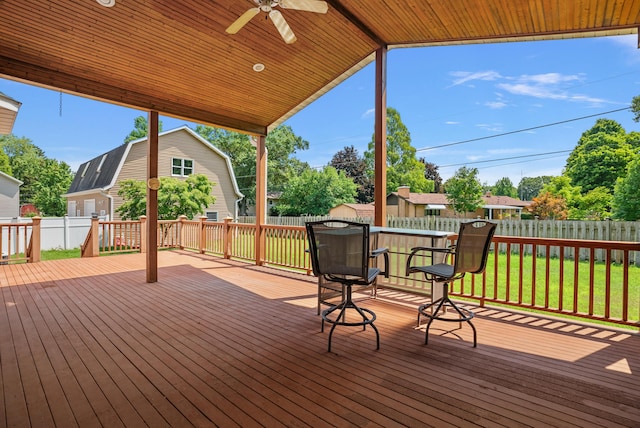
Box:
[2,34,640,189]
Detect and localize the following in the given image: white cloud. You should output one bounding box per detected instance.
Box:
[445,121,460,125]
[476,123,503,132]
[517,72,583,85]
[497,73,610,106]
[449,70,502,87]
[362,108,375,118]
[485,101,507,109]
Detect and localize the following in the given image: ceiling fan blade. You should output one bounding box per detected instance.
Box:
[279,0,328,13]
[225,8,260,34]
[269,10,296,44]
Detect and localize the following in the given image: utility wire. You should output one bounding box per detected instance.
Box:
[438,149,572,168]
[416,106,630,152]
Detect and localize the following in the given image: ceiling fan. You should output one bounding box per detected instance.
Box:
[226,0,328,44]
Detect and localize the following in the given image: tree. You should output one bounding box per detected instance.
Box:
[276,167,356,216]
[493,177,517,198]
[573,187,612,220]
[564,119,636,194]
[630,94,640,123]
[330,145,373,203]
[124,116,164,143]
[116,174,215,220]
[31,159,74,216]
[0,135,74,215]
[195,124,310,214]
[0,135,46,203]
[444,167,484,217]
[541,176,582,217]
[364,107,433,194]
[0,149,11,175]
[612,157,640,220]
[420,159,443,193]
[527,192,567,219]
[195,126,255,213]
[517,176,553,201]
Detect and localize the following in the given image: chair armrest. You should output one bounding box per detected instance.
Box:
[406,245,455,276]
[370,247,390,278]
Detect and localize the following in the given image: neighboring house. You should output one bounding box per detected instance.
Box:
[387,186,529,219]
[64,126,244,221]
[0,171,22,217]
[246,191,282,216]
[0,92,21,135]
[329,203,375,218]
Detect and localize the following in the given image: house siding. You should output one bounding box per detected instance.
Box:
[66,193,111,217]
[0,173,20,217]
[110,129,239,220]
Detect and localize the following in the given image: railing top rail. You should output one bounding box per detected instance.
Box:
[494,234,640,250]
[261,224,305,231]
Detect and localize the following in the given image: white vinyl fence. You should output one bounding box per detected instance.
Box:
[0,216,108,252]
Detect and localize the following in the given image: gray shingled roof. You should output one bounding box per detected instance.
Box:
[66,144,128,193]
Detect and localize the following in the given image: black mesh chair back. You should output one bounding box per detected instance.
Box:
[453,220,497,277]
[306,220,377,285]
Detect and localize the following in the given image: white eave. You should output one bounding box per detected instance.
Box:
[0,92,21,135]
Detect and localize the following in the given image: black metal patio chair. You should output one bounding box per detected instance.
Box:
[406,220,496,347]
[305,220,388,352]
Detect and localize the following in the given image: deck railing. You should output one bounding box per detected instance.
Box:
[79,218,639,328]
[0,217,41,263]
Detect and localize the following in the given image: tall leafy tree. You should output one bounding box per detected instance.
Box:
[630,94,640,123]
[493,177,517,198]
[517,176,553,201]
[573,187,612,220]
[195,126,255,213]
[330,145,373,203]
[1,135,74,215]
[0,135,45,203]
[612,157,640,220]
[31,158,74,216]
[420,159,443,193]
[541,176,582,216]
[124,116,164,143]
[276,167,356,216]
[0,149,11,175]
[364,107,433,194]
[564,119,636,194]
[444,166,484,217]
[195,124,310,215]
[117,174,215,220]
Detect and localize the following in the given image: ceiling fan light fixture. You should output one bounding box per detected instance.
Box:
[253,63,265,72]
[96,0,116,7]
[226,0,327,44]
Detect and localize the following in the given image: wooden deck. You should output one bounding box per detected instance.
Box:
[0,251,638,428]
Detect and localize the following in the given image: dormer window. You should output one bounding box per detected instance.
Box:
[96,154,108,173]
[81,162,90,178]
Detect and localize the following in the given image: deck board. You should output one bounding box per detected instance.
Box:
[1,251,638,427]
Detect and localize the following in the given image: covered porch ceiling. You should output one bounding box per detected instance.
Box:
[1,0,639,136]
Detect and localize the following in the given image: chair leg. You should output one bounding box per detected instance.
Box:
[418,283,477,347]
[322,285,379,352]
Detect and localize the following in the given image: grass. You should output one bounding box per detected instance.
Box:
[41,248,81,260]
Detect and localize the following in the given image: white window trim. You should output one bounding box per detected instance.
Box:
[171,157,194,177]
